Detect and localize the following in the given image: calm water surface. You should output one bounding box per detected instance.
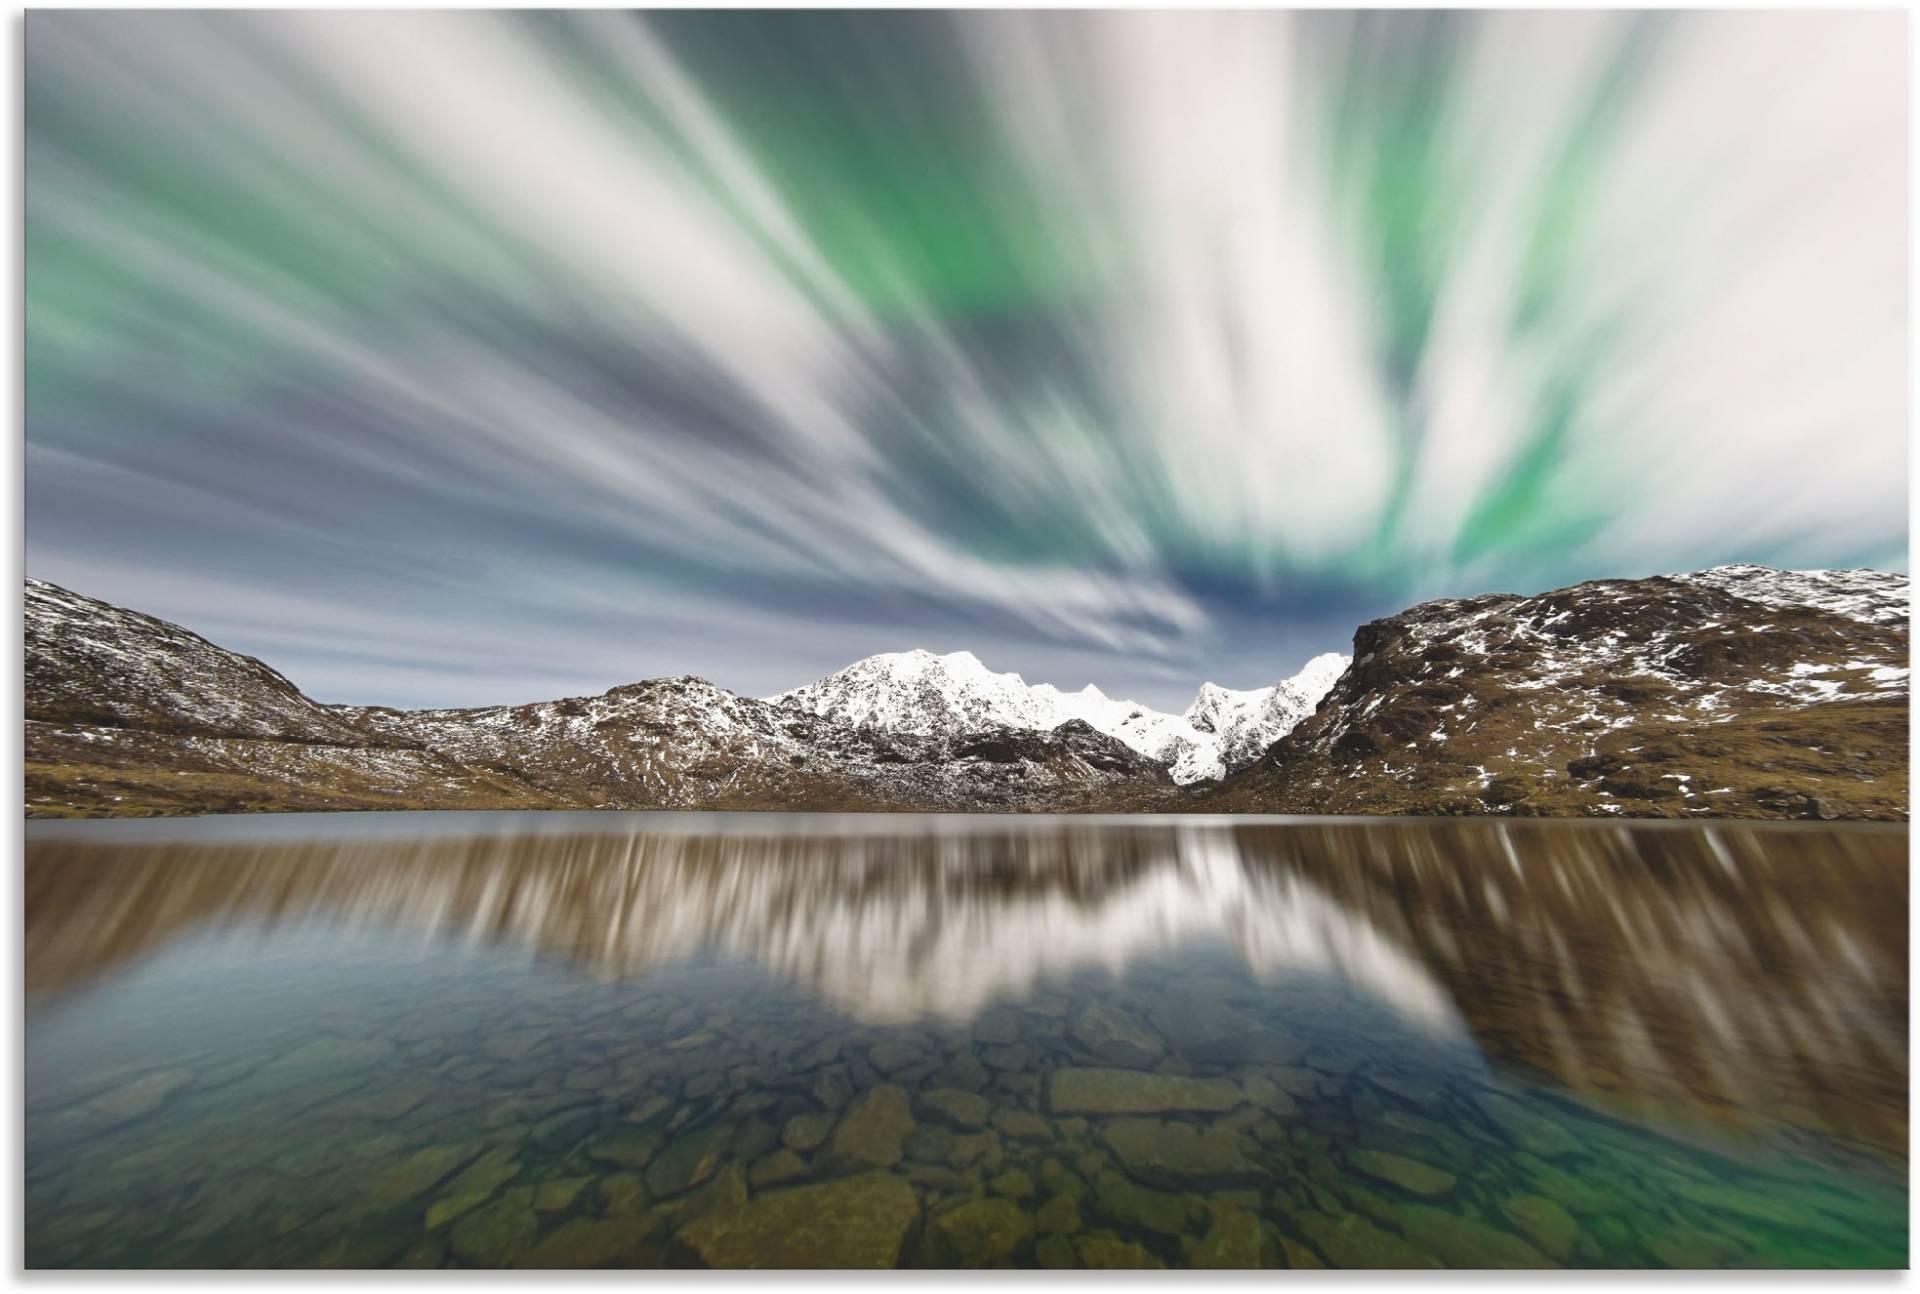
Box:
[24,813,1909,1269]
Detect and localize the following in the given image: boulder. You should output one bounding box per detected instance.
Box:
[675,1173,920,1268]
[1048,1068,1245,1116]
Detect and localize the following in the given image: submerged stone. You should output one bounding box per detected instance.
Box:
[973,1009,1024,1046]
[949,1130,1003,1169]
[441,1146,521,1199]
[1048,1068,1245,1116]
[1502,1193,1580,1259]
[483,1029,549,1062]
[675,1173,920,1268]
[86,1069,197,1128]
[989,1170,1036,1200]
[645,1123,731,1198]
[868,1042,922,1075]
[424,1190,493,1232]
[1101,1118,1263,1188]
[1475,1093,1582,1158]
[1296,1211,1444,1270]
[517,1217,648,1269]
[1035,1193,1081,1235]
[748,1149,807,1188]
[531,1176,591,1213]
[904,1126,956,1163]
[829,1084,915,1170]
[782,1112,832,1151]
[1191,1200,1264,1268]
[916,1088,990,1130]
[1394,1203,1554,1268]
[992,1108,1052,1142]
[1070,1000,1166,1068]
[587,1126,664,1171]
[447,1197,537,1266]
[1090,1171,1188,1237]
[623,1094,673,1126]
[597,1174,648,1216]
[365,1141,484,1208]
[1035,1234,1076,1268]
[530,1107,598,1152]
[1350,1150,1455,1198]
[929,1197,1034,1267]
[1077,1235,1165,1268]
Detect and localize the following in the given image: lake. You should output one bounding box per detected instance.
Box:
[24,812,1909,1268]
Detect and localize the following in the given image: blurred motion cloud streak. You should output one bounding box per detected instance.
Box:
[24,11,1906,709]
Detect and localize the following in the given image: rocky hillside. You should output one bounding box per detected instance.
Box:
[1197,566,1908,820]
[771,648,1347,783]
[24,565,1908,819]
[26,582,1168,817]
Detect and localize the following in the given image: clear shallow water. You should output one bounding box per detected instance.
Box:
[24,813,1909,1269]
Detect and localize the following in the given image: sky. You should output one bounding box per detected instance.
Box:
[24,11,1908,711]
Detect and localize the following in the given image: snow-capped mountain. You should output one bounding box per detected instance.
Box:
[24,564,1907,820]
[1202,564,1909,820]
[24,580,1170,817]
[768,648,1350,783]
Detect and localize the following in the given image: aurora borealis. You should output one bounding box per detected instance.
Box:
[24,11,1907,708]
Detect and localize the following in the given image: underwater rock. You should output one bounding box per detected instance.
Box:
[828,1084,914,1170]
[1090,1171,1188,1237]
[517,1216,648,1269]
[904,1126,956,1162]
[529,1107,598,1153]
[1035,1234,1076,1268]
[447,1196,537,1266]
[597,1173,648,1216]
[782,1112,833,1151]
[220,1038,394,1110]
[312,1077,428,1125]
[973,1010,1023,1046]
[1350,1150,1455,1198]
[1475,1093,1581,1158]
[991,1108,1052,1142]
[988,1170,1036,1200]
[1191,1200,1264,1268]
[1048,1068,1245,1116]
[1295,1211,1443,1269]
[748,1149,807,1188]
[928,1055,990,1093]
[916,1088,989,1131]
[730,1118,778,1163]
[675,1173,920,1268]
[645,1124,731,1198]
[531,1176,591,1213]
[928,1197,1034,1267]
[1394,1203,1553,1268]
[483,1029,549,1062]
[1102,1118,1263,1188]
[868,1042,922,1075]
[1069,1001,1165,1068]
[948,1129,1003,1169]
[623,1094,672,1125]
[1502,1194,1580,1259]
[1035,1193,1081,1235]
[587,1126,664,1170]
[1077,1235,1165,1268]
[365,1141,484,1208]
[980,1045,1032,1072]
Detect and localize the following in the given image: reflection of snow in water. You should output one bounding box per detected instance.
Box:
[742,826,1461,1029]
[27,818,1465,1034]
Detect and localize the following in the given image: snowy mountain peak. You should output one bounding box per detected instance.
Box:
[771,649,1349,784]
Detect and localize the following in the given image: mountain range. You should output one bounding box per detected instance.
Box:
[23,564,1909,819]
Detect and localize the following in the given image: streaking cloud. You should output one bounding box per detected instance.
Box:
[24,11,1906,708]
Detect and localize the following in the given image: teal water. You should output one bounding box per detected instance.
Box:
[24,814,1909,1268]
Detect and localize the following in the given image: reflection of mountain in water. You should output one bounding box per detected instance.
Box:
[26,816,1905,1158]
